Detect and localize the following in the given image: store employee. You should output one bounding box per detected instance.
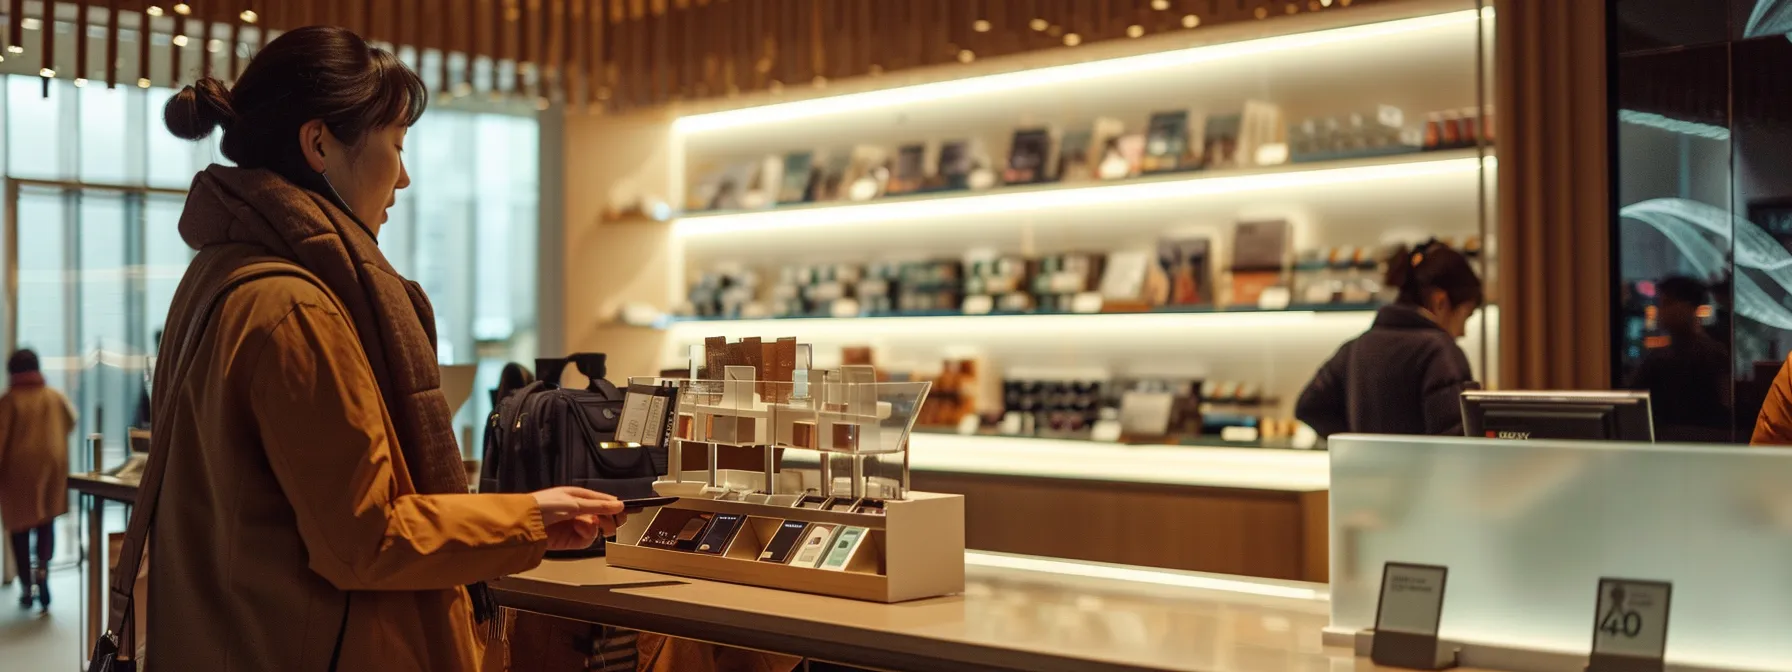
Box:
[1296,240,1483,437]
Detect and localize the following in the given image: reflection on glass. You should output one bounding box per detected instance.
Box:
[1614,42,1735,442]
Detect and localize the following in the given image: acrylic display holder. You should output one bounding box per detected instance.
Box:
[604,374,966,603]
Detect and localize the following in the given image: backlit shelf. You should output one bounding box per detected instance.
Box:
[673,149,1490,237]
[661,302,1379,328]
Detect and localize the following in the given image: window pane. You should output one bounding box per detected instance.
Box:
[78,192,134,456]
[80,85,131,184]
[410,110,476,365]
[15,187,72,420]
[9,78,70,179]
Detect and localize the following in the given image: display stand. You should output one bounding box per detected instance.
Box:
[604,357,965,603]
[606,491,964,603]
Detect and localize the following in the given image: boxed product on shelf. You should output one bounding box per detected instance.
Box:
[1424,106,1493,151]
[1230,219,1291,306]
[886,142,931,195]
[1154,235,1215,306]
[1142,109,1202,174]
[1002,127,1056,185]
[777,151,815,204]
[1289,105,1421,162]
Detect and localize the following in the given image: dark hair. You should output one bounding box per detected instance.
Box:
[164,26,426,185]
[1656,276,1708,306]
[1384,240,1483,308]
[7,349,39,375]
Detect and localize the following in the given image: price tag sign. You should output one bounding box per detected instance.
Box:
[1589,578,1672,671]
[1370,562,1456,670]
[1376,563,1449,636]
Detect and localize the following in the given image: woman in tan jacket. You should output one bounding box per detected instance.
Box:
[138,27,625,670]
[0,349,75,612]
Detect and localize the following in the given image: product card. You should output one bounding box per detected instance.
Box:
[1375,563,1449,636]
[618,383,679,447]
[1591,578,1672,662]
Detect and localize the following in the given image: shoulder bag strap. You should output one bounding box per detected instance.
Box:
[91,261,311,670]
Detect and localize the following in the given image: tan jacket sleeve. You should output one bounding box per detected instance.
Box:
[250,302,549,591]
[1752,354,1792,445]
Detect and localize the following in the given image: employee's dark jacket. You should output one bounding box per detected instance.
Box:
[1296,304,1478,437]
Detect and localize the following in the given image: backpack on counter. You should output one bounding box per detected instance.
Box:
[479,353,667,550]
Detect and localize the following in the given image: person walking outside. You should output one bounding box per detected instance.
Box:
[0,349,76,611]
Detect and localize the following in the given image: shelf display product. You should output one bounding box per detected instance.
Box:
[604,336,965,602]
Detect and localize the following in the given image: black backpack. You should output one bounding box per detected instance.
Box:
[479,353,667,505]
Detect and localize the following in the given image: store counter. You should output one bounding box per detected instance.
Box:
[494,551,1378,672]
[904,434,1330,582]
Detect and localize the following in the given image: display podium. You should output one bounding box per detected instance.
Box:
[603,356,966,603]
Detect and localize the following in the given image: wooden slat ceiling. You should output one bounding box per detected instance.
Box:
[13,0,1388,111]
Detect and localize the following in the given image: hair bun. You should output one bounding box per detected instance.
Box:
[163,77,237,140]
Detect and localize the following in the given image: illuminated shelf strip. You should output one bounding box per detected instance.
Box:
[965,552,1325,601]
[674,151,1490,237]
[674,9,1489,134]
[662,306,1377,336]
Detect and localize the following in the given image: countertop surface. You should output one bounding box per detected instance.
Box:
[497,551,1368,672]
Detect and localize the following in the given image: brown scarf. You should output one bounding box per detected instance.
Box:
[176,165,497,621]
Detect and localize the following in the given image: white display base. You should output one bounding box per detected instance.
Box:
[609,491,965,603]
[1320,627,1751,672]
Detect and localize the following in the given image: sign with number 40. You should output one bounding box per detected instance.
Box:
[1589,578,1672,672]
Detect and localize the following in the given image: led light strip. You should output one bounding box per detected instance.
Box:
[674,154,1488,237]
[663,308,1374,337]
[965,552,1325,601]
[674,9,1487,134]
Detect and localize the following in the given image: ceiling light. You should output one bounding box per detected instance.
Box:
[73,78,87,87]
[1152,0,1171,9]
[137,78,151,88]
[240,10,259,23]
[208,39,224,53]
[673,155,1486,237]
[675,10,1481,134]
[973,19,991,33]
[146,6,163,17]
[172,34,189,47]
[1183,14,1201,28]
[1128,25,1145,38]
[173,3,191,15]
[21,18,40,30]
[957,49,975,63]
[1029,18,1048,31]
[1063,33,1081,46]
[39,68,54,78]
[5,46,21,54]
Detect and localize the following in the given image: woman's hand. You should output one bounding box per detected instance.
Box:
[531,487,628,551]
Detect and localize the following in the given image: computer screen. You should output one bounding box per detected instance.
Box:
[1460,391,1654,442]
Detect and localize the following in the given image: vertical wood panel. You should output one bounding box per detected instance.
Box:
[77,0,92,81]
[42,0,57,81]
[107,0,121,87]
[139,0,153,86]
[1494,0,1610,390]
[7,0,21,56]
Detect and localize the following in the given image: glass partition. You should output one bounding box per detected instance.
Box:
[1330,434,1792,670]
[1610,0,1792,443]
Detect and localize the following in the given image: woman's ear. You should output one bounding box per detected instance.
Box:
[297,119,333,174]
[1426,287,1452,314]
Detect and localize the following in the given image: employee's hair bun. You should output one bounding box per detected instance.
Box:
[164,76,238,141]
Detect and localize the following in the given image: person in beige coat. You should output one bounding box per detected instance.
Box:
[139,26,625,670]
[0,348,76,612]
